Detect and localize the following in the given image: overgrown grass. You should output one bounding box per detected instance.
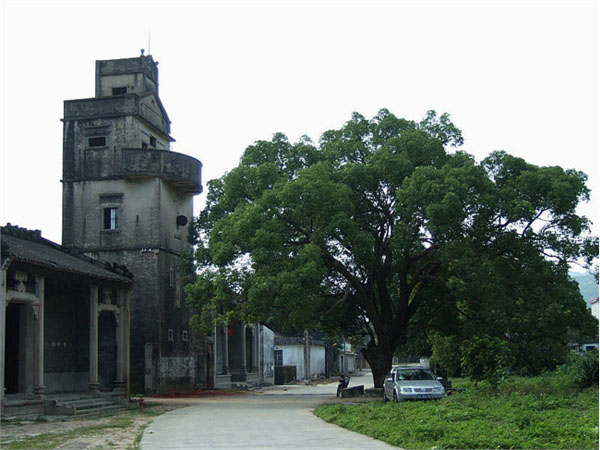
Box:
[1,404,166,450]
[314,374,599,449]
[3,417,135,450]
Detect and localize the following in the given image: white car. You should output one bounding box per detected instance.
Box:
[383,365,446,402]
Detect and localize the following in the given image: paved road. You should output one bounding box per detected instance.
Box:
[140,370,400,449]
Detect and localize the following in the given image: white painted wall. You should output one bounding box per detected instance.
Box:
[590,300,599,319]
[261,326,275,385]
[275,343,326,380]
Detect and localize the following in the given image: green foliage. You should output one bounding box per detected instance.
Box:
[186,108,598,387]
[460,335,515,386]
[314,373,599,450]
[556,350,599,390]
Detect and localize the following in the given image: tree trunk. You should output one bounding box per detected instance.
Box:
[362,341,393,388]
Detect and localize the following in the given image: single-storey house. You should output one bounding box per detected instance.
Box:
[274,334,327,381]
[1,224,133,418]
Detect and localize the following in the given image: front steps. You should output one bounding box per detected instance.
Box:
[45,394,126,416]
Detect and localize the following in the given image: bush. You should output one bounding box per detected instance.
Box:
[460,335,515,386]
[429,334,463,377]
[558,350,599,390]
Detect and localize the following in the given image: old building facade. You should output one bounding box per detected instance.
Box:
[61,54,204,394]
[1,224,132,417]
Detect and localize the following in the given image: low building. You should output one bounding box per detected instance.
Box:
[1,224,133,418]
[274,334,326,381]
[213,323,274,388]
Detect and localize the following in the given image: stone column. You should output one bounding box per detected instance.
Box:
[124,291,130,398]
[213,326,218,383]
[223,326,229,374]
[253,324,259,372]
[89,286,100,393]
[240,323,247,374]
[113,289,125,392]
[0,266,7,406]
[32,276,46,398]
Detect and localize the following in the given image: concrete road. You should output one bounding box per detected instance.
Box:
[140,370,400,449]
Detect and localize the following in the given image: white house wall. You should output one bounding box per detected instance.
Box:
[277,344,326,380]
[261,326,275,384]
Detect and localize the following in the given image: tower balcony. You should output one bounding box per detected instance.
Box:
[67,147,202,194]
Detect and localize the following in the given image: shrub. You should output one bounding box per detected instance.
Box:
[460,335,515,386]
[558,350,599,390]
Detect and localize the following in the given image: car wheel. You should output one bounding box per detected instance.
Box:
[393,391,398,403]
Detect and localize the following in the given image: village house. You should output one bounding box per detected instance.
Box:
[2,55,278,412]
[1,224,133,418]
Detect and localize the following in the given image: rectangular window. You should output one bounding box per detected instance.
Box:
[103,207,118,230]
[149,136,157,148]
[182,330,189,342]
[175,274,181,308]
[112,87,127,95]
[88,137,106,147]
[167,329,174,342]
[274,349,283,366]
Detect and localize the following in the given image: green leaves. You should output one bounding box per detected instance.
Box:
[185,109,597,385]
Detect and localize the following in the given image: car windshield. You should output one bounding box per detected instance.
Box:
[397,368,436,381]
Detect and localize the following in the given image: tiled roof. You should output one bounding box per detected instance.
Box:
[274,334,325,347]
[1,224,132,284]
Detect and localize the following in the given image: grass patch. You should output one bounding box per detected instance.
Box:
[3,417,134,450]
[314,375,599,449]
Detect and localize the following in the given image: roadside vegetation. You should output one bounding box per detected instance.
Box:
[0,403,168,450]
[315,352,599,450]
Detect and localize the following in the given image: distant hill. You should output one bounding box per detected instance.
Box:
[570,271,599,302]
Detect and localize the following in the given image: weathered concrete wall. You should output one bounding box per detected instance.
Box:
[64,97,171,148]
[275,344,326,380]
[98,311,117,391]
[96,56,158,99]
[261,326,275,384]
[310,346,326,378]
[61,55,202,395]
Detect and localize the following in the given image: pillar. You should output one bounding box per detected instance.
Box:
[223,326,229,374]
[89,286,100,393]
[257,324,263,385]
[253,324,259,372]
[124,290,130,398]
[240,323,247,374]
[0,266,7,406]
[113,289,125,392]
[32,276,45,397]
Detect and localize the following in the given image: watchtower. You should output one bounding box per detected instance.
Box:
[61,53,203,394]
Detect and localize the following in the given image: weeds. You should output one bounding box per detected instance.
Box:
[314,372,599,449]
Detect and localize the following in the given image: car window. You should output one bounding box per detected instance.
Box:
[397,368,436,380]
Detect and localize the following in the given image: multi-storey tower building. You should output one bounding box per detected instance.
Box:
[61,53,203,394]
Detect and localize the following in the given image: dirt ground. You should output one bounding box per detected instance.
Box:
[0,393,250,450]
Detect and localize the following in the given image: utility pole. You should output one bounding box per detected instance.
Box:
[304,329,312,384]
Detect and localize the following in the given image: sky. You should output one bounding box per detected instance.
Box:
[1,0,598,264]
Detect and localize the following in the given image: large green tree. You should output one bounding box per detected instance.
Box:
[186,110,597,387]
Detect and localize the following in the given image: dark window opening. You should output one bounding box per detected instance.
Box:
[274,349,283,366]
[141,142,148,149]
[103,207,118,230]
[149,136,157,148]
[112,87,127,95]
[88,137,106,147]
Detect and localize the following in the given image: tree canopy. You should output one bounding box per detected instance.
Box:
[185,109,598,386]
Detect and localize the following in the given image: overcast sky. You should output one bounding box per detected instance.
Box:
[1,0,598,261]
